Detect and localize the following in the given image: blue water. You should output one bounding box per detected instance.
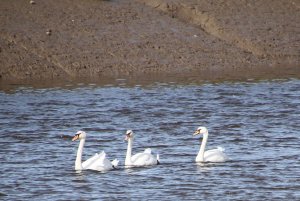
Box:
[0,79,299,200]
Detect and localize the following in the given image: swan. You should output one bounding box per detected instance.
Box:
[193,127,228,163]
[72,131,119,171]
[125,130,160,167]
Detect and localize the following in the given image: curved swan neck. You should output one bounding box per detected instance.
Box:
[125,138,133,165]
[75,138,85,170]
[196,131,208,162]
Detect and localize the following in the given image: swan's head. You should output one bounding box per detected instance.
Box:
[125,130,134,141]
[72,131,87,141]
[193,126,208,136]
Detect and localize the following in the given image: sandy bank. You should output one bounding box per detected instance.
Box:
[0,0,299,85]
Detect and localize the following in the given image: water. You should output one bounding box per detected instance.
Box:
[0,79,299,200]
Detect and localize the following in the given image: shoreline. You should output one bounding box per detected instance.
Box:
[1,65,300,91]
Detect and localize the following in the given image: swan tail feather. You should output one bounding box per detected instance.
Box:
[144,148,152,154]
[111,159,119,169]
[217,146,225,152]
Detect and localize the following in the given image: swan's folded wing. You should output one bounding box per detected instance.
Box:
[204,148,228,162]
[144,148,152,154]
[131,152,156,166]
[131,152,144,162]
[82,151,106,169]
[205,148,222,155]
[87,152,114,171]
[217,146,225,152]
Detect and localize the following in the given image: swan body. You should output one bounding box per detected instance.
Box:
[72,131,119,171]
[193,127,228,163]
[125,130,160,167]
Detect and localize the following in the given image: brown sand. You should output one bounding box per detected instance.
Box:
[0,0,299,86]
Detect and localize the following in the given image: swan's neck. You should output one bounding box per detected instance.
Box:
[196,131,208,162]
[75,138,85,170]
[125,138,133,166]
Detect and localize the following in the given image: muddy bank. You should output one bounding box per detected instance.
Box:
[0,0,299,86]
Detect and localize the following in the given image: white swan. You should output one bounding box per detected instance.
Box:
[125,130,160,167]
[193,127,228,163]
[72,131,119,171]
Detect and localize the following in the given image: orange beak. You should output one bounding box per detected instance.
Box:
[125,135,129,141]
[193,130,200,136]
[72,134,79,141]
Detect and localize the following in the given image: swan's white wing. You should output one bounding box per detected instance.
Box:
[144,148,152,154]
[83,151,114,171]
[131,152,157,166]
[90,158,114,171]
[204,147,228,162]
[82,151,105,169]
[217,146,225,152]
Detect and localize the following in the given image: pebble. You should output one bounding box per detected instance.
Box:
[30,0,35,5]
[46,29,52,35]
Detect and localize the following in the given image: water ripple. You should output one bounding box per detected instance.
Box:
[0,79,300,200]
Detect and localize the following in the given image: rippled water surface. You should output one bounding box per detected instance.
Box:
[0,79,300,200]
